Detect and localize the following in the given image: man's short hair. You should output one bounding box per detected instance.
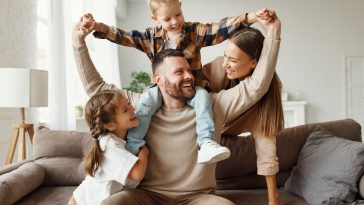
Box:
[147,0,179,14]
[152,49,185,74]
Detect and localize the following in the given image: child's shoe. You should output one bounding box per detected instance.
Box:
[197,141,230,164]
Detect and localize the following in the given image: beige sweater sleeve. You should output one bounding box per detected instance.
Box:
[72,43,140,106]
[255,134,278,176]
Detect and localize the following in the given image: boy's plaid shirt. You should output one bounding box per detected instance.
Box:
[94,14,248,83]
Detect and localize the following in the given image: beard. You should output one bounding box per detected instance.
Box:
[164,78,196,101]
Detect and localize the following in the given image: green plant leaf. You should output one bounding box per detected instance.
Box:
[125,71,152,93]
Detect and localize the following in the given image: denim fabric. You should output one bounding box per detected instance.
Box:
[126,86,161,155]
[187,86,215,147]
[126,86,215,154]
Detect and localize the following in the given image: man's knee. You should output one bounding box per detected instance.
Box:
[101,190,137,205]
[189,194,235,205]
[101,189,156,205]
[208,196,235,205]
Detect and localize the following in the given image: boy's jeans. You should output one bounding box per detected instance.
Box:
[125,85,215,155]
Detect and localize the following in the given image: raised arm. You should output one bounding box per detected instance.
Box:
[81,13,154,56]
[72,16,121,97]
[196,8,274,47]
[212,13,281,124]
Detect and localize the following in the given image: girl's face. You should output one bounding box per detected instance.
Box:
[223,40,257,80]
[110,95,139,135]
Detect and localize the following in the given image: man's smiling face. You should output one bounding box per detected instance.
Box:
[156,56,195,101]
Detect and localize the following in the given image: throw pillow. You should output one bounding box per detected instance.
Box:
[284,127,364,205]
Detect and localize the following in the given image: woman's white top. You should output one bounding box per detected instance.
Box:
[73,134,139,205]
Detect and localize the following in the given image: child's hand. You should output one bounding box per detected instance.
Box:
[256,8,275,22]
[246,8,274,24]
[72,16,94,45]
[257,11,281,40]
[82,13,104,32]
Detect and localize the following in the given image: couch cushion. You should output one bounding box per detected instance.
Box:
[15,186,75,205]
[36,158,85,186]
[31,126,92,186]
[284,127,364,204]
[216,189,308,205]
[33,126,93,160]
[0,162,45,205]
[217,119,362,189]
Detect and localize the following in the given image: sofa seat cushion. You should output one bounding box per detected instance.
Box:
[15,186,76,205]
[216,189,308,205]
[36,158,85,186]
[284,127,364,204]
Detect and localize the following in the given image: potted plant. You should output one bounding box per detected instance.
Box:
[126,71,152,93]
[75,105,84,118]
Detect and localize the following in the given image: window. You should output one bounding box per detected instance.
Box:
[36,0,49,70]
[37,0,49,123]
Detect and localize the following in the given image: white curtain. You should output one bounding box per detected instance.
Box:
[47,0,121,130]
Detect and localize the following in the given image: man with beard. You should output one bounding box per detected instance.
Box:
[72,11,280,205]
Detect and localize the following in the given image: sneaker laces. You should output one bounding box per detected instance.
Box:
[203,141,221,149]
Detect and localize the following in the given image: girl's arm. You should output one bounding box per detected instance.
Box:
[127,146,149,182]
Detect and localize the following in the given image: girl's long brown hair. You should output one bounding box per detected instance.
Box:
[84,90,121,176]
[230,28,284,137]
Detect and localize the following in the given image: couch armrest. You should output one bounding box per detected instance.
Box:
[0,162,45,205]
[0,159,33,175]
[358,174,364,199]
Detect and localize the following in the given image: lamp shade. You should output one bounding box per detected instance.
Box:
[0,68,48,107]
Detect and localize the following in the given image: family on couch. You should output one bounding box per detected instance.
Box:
[71,0,282,204]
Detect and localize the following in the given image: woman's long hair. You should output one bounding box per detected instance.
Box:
[83,90,121,176]
[230,28,284,137]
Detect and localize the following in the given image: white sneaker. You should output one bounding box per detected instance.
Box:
[197,141,231,164]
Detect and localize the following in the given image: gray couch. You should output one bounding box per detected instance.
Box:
[0,119,363,205]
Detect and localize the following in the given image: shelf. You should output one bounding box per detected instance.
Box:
[283,101,307,128]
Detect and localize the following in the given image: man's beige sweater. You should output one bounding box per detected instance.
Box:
[73,37,280,197]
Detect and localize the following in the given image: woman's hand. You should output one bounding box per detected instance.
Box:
[257,10,281,40]
[72,15,95,46]
[247,8,274,24]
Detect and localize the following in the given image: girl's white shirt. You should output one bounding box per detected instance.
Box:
[73,133,139,205]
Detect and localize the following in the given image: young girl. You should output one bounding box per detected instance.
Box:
[68,90,149,205]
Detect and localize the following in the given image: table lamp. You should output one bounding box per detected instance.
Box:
[0,68,48,164]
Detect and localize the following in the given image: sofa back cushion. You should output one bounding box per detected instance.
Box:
[216,119,362,190]
[32,126,93,185]
[284,127,364,204]
[33,126,92,159]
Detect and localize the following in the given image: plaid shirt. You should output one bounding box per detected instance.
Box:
[94,14,248,83]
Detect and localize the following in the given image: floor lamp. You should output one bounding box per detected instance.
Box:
[0,68,48,165]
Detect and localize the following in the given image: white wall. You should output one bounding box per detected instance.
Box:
[0,0,37,166]
[115,0,364,124]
